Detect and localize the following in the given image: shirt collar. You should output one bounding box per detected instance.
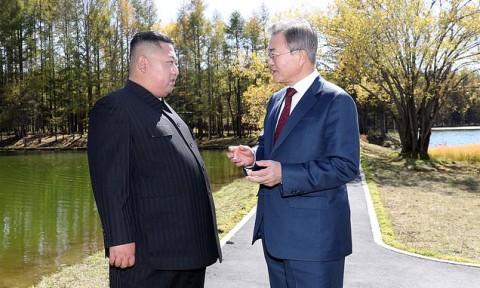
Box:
[290,70,320,97]
[125,80,170,112]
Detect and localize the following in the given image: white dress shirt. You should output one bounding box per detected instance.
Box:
[276,70,320,126]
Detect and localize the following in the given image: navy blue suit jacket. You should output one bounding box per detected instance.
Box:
[88,80,221,270]
[253,75,360,261]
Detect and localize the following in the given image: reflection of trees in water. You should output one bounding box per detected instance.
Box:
[0,151,103,288]
[0,150,239,287]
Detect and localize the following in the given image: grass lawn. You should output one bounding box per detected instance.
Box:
[361,140,480,264]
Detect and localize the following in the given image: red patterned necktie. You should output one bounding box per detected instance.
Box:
[274,87,297,144]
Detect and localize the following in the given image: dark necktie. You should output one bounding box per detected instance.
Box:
[274,87,296,144]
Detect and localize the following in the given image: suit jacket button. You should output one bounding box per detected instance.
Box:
[176,122,181,127]
[190,143,194,148]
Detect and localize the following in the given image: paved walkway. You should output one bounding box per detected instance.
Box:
[205,174,480,288]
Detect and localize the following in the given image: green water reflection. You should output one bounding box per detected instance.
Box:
[0,149,242,288]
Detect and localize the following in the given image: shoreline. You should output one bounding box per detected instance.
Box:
[2,125,479,150]
[3,125,479,150]
[0,147,87,151]
[0,145,237,152]
[431,126,480,130]
[0,134,258,152]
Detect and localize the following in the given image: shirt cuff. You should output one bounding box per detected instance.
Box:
[243,146,256,169]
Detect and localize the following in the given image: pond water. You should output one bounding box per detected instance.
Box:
[0,149,242,288]
[430,127,480,147]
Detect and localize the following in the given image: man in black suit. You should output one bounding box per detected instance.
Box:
[88,31,221,288]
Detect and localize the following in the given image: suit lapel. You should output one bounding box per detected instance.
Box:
[266,90,285,151]
[271,76,324,154]
[142,94,165,113]
[163,101,207,170]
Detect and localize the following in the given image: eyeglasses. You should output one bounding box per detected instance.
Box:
[267,50,298,61]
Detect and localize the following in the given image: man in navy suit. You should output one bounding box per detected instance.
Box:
[227,20,360,288]
[88,31,221,287]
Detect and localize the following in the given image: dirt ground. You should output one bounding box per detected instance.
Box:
[361,141,480,262]
[1,133,87,149]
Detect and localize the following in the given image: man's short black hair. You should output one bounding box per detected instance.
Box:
[130,31,174,54]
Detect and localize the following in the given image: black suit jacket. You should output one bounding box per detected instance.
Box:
[88,80,221,270]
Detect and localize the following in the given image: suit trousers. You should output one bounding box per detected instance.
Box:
[262,241,345,288]
[109,265,206,288]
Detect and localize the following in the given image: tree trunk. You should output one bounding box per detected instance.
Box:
[358,105,368,135]
[235,78,242,137]
[380,105,388,137]
[394,96,436,159]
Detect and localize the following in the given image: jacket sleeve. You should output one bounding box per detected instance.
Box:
[87,95,134,251]
[280,92,360,197]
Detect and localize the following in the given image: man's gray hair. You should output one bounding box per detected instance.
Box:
[270,20,318,64]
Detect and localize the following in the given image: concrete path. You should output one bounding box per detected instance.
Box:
[205,174,480,288]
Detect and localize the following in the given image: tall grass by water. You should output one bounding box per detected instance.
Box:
[429,144,480,162]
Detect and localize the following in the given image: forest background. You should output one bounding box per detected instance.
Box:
[0,0,479,158]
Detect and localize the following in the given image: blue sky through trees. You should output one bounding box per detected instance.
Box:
[154,0,332,23]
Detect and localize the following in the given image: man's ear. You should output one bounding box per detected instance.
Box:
[297,50,308,65]
[138,55,148,73]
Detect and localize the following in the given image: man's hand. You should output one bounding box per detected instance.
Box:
[245,160,282,187]
[109,242,136,269]
[226,145,255,167]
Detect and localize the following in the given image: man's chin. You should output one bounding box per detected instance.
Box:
[272,75,282,83]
